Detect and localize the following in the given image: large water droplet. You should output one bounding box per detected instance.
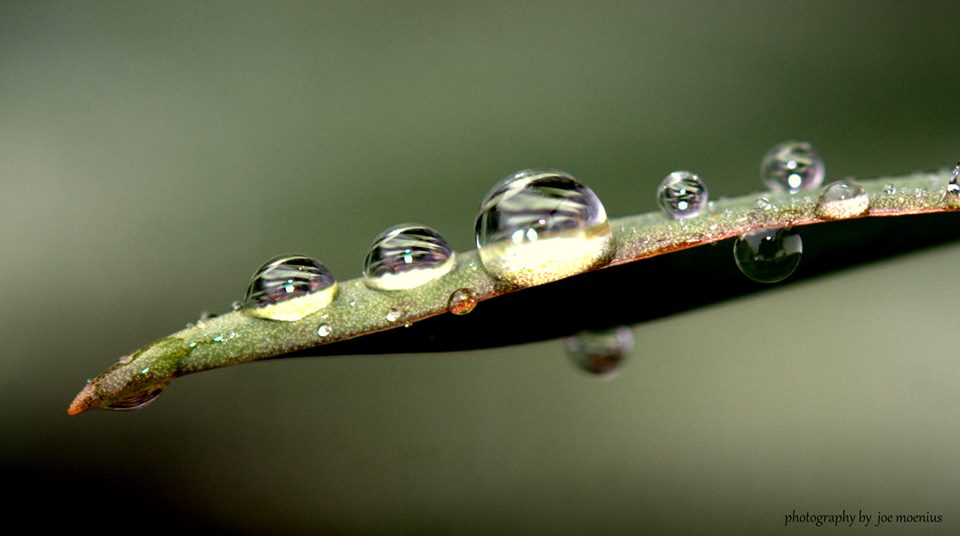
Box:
[362,224,456,290]
[103,385,167,411]
[243,255,337,321]
[814,179,869,219]
[657,171,708,219]
[565,327,634,376]
[761,141,825,192]
[474,169,612,287]
[733,228,803,283]
[448,288,478,315]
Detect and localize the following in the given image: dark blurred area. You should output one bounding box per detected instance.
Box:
[2,1,959,533]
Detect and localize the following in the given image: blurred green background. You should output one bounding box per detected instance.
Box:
[2,1,959,533]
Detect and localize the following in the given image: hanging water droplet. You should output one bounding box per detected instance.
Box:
[733,228,803,283]
[565,326,634,376]
[761,141,825,192]
[103,385,167,411]
[386,308,403,323]
[362,224,456,290]
[448,288,478,315]
[242,255,338,321]
[814,179,869,219]
[657,171,708,219]
[474,169,612,287]
[317,323,332,337]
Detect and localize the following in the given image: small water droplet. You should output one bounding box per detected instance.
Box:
[474,169,612,287]
[565,326,634,376]
[814,179,869,219]
[243,255,338,321]
[362,224,456,290]
[117,354,133,364]
[448,288,479,315]
[184,322,194,329]
[386,309,403,323]
[188,341,197,348]
[883,183,896,195]
[761,141,825,192]
[756,196,773,210]
[103,385,167,411]
[707,200,717,212]
[348,298,357,307]
[231,301,243,312]
[733,228,803,283]
[198,311,218,322]
[139,367,150,374]
[212,334,224,343]
[945,162,960,206]
[657,171,708,219]
[317,323,332,337]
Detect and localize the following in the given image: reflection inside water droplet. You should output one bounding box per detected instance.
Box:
[448,288,478,315]
[317,323,332,337]
[243,255,337,321]
[363,224,456,290]
[474,169,612,287]
[657,171,708,219]
[761,141,825,192]
[733,228,803,283]
[565,326,634,376]
[946,161,960,201]
[815,179,869,219]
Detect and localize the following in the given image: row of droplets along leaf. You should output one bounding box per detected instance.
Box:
[77,158,959,413]
[233,145,956,327]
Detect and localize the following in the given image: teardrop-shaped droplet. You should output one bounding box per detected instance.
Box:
[657,171,708,219]
[761,141,825,192]
[242,255,338,321]
[103,385,167,411]
[565,326,634,376]
[362,224,456,290]
[474,169,612,287]
[814,179,869,219]
[733,228,803,283]
[448,288,478,315]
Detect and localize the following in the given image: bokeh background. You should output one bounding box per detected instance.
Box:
[3,1,959,533]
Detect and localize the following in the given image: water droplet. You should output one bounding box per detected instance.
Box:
[362,224,456,290]
[733,228,803,283]
[231,301,243,312]
[243,255,337,321]
[103,385,167,411]
[756,196,773,210]
[117,354,133,365]
[883,183,896,195]
[184,322,194,329]
[212,334,224,343]
[197,311,218,322]
[946,161,960,203]
[386,309,403,322]
[317,323,332,337]
[657,171,708,219]
[474,169,612,287]
[448,288,478,315]
[814,179,869,219]
[761,141,825,192]
[565,327,634,376]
